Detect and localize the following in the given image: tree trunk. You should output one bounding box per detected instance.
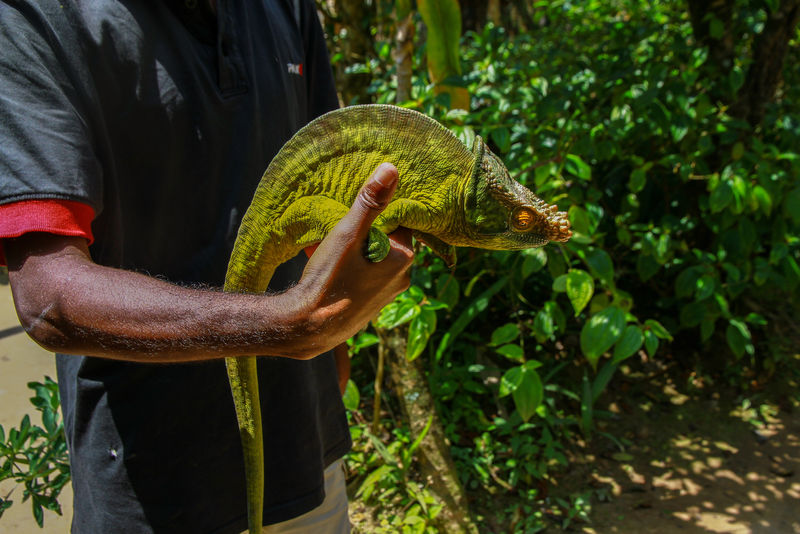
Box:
[686,0,800,128]
[393,11,415,103]
[380,327,480,534]
[686,0,736,71]
[731,0,800,126]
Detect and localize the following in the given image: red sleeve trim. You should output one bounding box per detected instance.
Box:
[0,199,95,266]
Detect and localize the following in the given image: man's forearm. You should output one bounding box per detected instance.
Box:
[5,234,329,362]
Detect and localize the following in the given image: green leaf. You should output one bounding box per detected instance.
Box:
[533,305,555,342]
[611,325,644,364]
[342,380,360,411]
[628,167,646,193]
[675,267,702,298]
[547,247,567,277]
[709,180,733,213]
[565,154,592,180]
[351,331,379,352]
[654,233,671,264]
[405,415,434,465]
[752,185,772,215]
[568,206,592,235]
[552,274,568,292]
[745,312,768,326]
[499,366,522,398]
[435,277,508,360]
[729,66,744,92]
[407,285,425,303]
[592,361,618,403]
[521,248,547,278]
[375,297,418,329]
[644,330,659,357]
[580,306,626,369]
[701,317,716,342]
[696,274,716,301]
[512,365,544,422]
[695,274,717,300]
[726,319,754,359]
[32,500,43,528]
[356,464,394,500]
[584,248,614,286]
[42,408,57,435]
[407,308,437,361]
[366,431,399,465]
[436,274,460,310]
[566,269,594,316]
[636,254,661,281]
[489,323,519,346]
[644,319,672,340]
[495,343,525,363]
[490,126,511,153]
[671,122,688,142]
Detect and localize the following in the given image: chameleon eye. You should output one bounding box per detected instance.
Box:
[511,208,535,232]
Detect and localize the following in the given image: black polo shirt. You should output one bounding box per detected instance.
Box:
[0,1,350,532]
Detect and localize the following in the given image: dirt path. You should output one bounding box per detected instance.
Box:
[566,372,800,533]
[0,283,73,532]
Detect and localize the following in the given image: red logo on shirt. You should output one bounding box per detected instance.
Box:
[287,63,303,76]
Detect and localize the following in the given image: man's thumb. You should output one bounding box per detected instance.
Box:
[348,163,398,237]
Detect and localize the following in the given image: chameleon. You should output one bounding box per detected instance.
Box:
[222,104,572,533]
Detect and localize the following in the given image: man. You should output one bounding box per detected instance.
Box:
[0,0,412,532]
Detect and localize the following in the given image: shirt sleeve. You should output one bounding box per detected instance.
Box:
[0,199,94,266]
[0,3,104,212]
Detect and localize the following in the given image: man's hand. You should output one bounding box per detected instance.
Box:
[285,163,414,357]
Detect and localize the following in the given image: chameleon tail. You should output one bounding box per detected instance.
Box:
[225,355,263,534]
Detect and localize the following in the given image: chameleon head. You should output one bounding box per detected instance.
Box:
[462,136,572,250]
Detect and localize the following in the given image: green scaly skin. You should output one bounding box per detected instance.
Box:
[223,104,572,533]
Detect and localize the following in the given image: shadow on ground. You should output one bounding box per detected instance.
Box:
[559,364,800,534]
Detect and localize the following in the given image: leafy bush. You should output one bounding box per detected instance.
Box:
[344,0,799,529]
[0,378,70,527]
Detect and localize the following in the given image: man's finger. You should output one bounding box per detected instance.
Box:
[341,163,398,241]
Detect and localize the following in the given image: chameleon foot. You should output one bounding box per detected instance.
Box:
[364,226,391,262]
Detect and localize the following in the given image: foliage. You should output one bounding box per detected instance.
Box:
[344,0,800,530]
[0,378,70,527]
[417,0,470,109]
[345,399,443,532]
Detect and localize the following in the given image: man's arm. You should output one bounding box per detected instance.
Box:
[5,164,412,363]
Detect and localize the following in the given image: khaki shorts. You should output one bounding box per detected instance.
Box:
[242,459,350,534]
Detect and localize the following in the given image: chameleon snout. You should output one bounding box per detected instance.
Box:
[543,205,572,242]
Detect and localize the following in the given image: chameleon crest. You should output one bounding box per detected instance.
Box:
[223,104,571,533]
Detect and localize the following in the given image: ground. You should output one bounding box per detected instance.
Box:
[1,282,798,532]
[567,370,800,534]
